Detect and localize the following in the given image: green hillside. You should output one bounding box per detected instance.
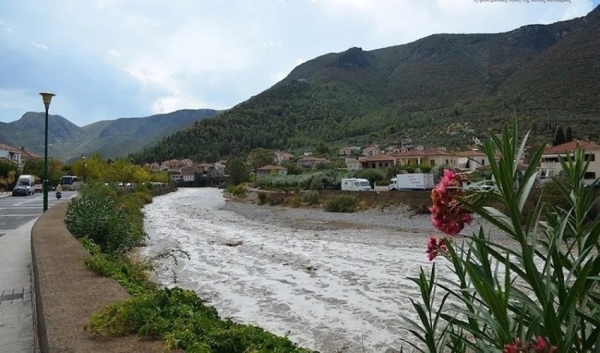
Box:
[131,6,600,164]
[0,109,220,161]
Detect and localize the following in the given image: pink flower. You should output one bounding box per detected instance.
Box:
[426,236,448,261]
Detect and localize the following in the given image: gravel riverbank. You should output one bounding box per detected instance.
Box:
[219,197,508,239]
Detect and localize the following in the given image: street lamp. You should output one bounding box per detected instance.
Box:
[81,154,87,183]
[39,92,55,212]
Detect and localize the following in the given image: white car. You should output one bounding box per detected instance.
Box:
[463,180,497,191]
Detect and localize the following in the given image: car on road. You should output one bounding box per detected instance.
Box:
[12,186,29,196]
[34,184,43,193]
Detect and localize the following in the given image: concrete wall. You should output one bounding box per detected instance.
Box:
[31,200,176,353]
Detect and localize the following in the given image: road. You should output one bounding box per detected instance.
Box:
[0,191,77,239]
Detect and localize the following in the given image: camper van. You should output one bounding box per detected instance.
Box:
[16,175,36,195]
[341,178,372,191]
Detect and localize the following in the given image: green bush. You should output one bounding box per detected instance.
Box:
[290,196,302,208]
[268,192,285,206]
[226,184,247,197]
[89,287,313,353]
[324,194,359,213]
[308,177,323,190]
[65,184,135,253]
[257,191,268,205]
[301,191,320,205]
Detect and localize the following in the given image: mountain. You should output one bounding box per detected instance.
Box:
[131,5,600,164]
[0,109,220,161]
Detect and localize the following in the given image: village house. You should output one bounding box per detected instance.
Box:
[19,147,41,163]
[339,146,361,156]
[180,159,194,167]
[540,140,600,183]
[362,144,380,157]
[276,151,294,164]
[297,156,328,170]
[345,157,362,171]
[360,154,396,170]
[0,143,22,165]
[256,165,288,178]
[179,165,196,182]
[389,148,458,167]
[196,163,214,173]
[214,160,228,175]
[456,149,490,172]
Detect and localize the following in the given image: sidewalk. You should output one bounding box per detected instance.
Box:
[0,219,37,353]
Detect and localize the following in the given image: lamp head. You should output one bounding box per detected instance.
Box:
[39,92,55,108]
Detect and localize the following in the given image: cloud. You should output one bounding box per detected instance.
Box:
[30,42,48,50]
[0,0,597,126]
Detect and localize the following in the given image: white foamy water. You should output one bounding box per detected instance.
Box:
[141,188,459,353]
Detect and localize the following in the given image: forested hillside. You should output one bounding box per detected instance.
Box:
[131,5,600,164]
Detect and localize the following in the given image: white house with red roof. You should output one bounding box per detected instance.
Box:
[540,140,600,183]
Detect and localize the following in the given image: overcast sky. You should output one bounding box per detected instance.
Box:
[0,0,598,126]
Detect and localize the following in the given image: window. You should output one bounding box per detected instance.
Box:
[586,153,596,161]
[584,172,596,179]
[481,159,485,165]
[446,159,449,165]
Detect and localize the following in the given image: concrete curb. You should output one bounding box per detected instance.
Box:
[31,202,168,353]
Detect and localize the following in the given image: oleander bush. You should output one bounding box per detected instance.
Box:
[404,118,600,352]
[65,183,136,253]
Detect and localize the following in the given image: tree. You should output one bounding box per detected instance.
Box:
[315,141,329,156]
[553,126,566,146]
[226,157,250,186]
[565,126,573,142]
[247,148,275,173]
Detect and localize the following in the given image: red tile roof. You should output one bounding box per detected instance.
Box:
[360,154,396,162]
[0,143,18,152]
[298,156,328,162]
[257,165,287,170]
[456,150,487,157]
[389,148,455,157]
[543,140,600,154]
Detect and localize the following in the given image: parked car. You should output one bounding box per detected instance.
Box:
[12,186,29,196]
[34,184,43,193]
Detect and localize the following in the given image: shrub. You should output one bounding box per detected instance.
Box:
[227,184,247,197]
[290,196,302,208]
[89,287,312,353]
[65,184,135,253]
[301,191,320,205]
[308,177,323,190]
[268,192,285,206]
[324,194,359,213]
[257,191,268,205]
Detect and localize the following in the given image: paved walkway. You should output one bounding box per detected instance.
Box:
[0,218,37,353]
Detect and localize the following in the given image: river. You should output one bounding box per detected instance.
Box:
[141,188,456,353]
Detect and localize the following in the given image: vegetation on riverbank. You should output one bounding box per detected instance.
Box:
[64,182,316,353]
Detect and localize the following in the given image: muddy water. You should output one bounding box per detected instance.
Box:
[142,188,456,353]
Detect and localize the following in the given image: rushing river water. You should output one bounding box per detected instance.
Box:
[141,188,456,353]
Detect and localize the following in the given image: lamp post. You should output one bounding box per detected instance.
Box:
[39,92,55,212]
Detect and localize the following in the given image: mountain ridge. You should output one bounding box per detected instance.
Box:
[130,5,600,163]
[0,108,220,161]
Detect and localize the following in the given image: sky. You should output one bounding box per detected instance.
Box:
[0,0,598,126]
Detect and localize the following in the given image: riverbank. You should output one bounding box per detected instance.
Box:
[219,195,508,239]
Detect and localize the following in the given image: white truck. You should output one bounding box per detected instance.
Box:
[388,173,435,191]
[17,174,36,195]
[341,178,372,191]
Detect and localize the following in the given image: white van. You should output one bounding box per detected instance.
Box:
[17,175,36,195]
[341,178,372,191]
